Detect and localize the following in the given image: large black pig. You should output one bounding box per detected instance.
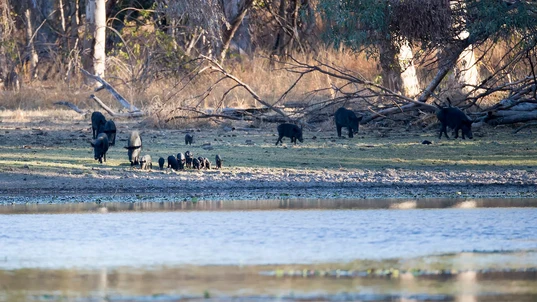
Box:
[168,155,179,171]
[91,111,107,139]
[197,156,205,169]
[334,107,362,138]
[103,120,117,146]
[436,103,473,139]
[192,157,201,170]
[215,154,223,169]
[185,134,194,145]
[185,151,193,168]
[91,133,109,164]
[124,131,142,166]
[275,123,303,145]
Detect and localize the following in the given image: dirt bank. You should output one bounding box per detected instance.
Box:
[1,110,536,204]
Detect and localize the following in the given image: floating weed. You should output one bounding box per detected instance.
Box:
[260,267,537,279]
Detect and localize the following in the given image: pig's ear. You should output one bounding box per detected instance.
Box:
[90,142,95,147]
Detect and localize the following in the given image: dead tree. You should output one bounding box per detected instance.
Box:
[55,68,144,118]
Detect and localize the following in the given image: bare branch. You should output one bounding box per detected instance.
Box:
[199,55,290,120]
[90,95,145,118]
[80,68,141,112]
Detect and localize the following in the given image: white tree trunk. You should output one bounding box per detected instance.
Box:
[449,2,480,95]
[93,0,106,78]
[83,0,106,81]
[398,41,420,97]
[24,8,38,80]
[58,0,66,32]
[454,42,480,94]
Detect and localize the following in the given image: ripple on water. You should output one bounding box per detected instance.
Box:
[0,207,536,269]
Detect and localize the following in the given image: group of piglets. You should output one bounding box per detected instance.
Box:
[90,115,223,171]
[159,151,223,172]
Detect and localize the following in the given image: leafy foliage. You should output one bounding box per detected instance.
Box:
[319,0,537,52]
[318,0,390,55]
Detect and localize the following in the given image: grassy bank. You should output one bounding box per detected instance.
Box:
[0,110,536,201]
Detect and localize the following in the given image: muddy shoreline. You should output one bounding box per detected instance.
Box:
[1,166,536,204]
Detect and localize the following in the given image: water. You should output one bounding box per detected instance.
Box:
[1,207,537,269]
[1,199,537,301]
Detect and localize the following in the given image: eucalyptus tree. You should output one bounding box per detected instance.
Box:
[318,0,537,108]
[82,0,106,81]
[0,0,13,80]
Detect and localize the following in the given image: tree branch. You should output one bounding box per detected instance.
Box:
[80,67,141,112]
[199,55,290,120]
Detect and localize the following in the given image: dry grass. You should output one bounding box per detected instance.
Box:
[0,109,84,123]
[0,48,379,114]
[0,44,531,130]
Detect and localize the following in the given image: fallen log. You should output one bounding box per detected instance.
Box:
[80,68,141,113]
[90,95,145,118]
[485,110,537,125]
[54,96,145,118]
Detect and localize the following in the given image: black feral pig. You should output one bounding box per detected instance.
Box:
[275,123,303,145]
[185,151,193,169]
[158,157,165,170]
[124,131,142,166]
[185,134,194,145]
[176,153,186,170]
[103,120,117,146]
[436,104,473,139]
[215,154,223,169]
[335,107,362,138]
[197,157,205,169]
[91,133,109,164]
[192,157,201,170]
[91,111,107,139]
[168,155,179,171]
[140,154,152,170]
[203,157,211,169]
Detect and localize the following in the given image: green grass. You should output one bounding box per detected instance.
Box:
[0,125,536,174]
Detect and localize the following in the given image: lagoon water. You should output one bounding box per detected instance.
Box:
[2,199,537,301]
[1,206,537,270]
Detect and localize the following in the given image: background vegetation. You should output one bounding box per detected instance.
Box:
[0,0,536,130]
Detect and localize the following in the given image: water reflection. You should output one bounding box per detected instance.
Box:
[1,197,537,214]
[1,264,536,302]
